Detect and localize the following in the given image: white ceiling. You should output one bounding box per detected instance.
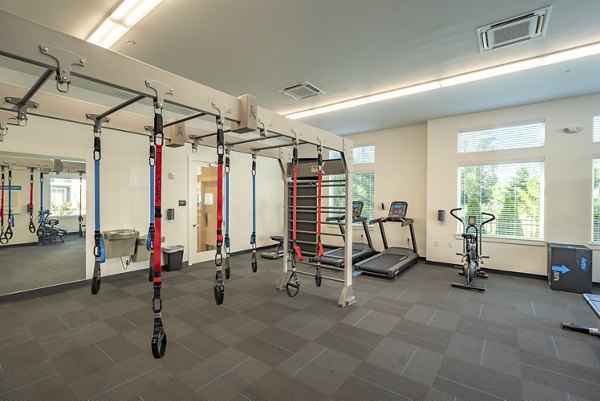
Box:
[1,0,600,135]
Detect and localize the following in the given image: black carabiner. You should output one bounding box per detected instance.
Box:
[151,317,167,359]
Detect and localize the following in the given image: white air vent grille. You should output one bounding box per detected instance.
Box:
[477,6,551,52]
[280,81,325,100]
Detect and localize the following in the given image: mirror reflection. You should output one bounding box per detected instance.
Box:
[0,151,86,295]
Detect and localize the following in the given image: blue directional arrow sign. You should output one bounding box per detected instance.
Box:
[552,265,570,274]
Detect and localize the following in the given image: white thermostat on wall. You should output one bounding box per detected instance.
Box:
[168,172,175,179]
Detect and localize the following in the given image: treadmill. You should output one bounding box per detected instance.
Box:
[311,201,376,269]
[354,201,418,278]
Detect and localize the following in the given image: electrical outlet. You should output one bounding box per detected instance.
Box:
[434,240,439,247]
[447,242,452,248]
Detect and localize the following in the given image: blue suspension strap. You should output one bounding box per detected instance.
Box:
[28,168,36,233]
[0,167,6,245]
[250,151,258,273]
[91,118,107,295]
[147,136,156,282]
[36,171,44,233]
[213,115,225,305]
[151,99,167,359]
[5,167,13,241]
[78,172,84,237]
[224,146,231,280]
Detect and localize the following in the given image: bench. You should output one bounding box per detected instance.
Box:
[561,293,600,337]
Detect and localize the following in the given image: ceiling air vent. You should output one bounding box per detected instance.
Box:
[477,6,551,52]
[280,81,325,100]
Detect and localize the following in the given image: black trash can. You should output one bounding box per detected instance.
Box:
[547,243,592,293]
[163,245,184,271]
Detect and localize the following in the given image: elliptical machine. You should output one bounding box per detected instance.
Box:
[449,208,495,292]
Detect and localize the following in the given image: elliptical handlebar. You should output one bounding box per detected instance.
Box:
[481,212,496,226]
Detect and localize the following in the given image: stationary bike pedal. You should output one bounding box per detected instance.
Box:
[476,272,489,279]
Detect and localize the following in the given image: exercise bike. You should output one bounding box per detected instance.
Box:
[449,208,495,292]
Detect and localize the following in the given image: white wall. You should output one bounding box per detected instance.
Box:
[328,125,428,255]
[0,114,283,281]
[427,93,600,282]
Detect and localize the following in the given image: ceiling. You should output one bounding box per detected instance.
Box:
[1,0,600,135]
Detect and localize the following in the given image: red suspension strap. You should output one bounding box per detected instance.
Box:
[28,168,35,233]
[314,144,324,287]
[213,115,225,305]
[151,99,167,359]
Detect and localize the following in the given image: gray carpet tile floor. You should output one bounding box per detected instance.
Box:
[0,235,85,295]
[0,253,599,400]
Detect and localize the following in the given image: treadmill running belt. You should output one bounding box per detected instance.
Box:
[325,246,365,258]
[359,253,407,274]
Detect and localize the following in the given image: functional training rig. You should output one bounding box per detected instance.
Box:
[0,9,355,314]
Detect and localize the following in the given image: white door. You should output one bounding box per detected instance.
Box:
[188,160,219,265]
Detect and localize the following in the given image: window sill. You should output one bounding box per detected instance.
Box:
[454,234,546,247]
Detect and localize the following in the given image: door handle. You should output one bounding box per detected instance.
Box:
[192,223,197,227]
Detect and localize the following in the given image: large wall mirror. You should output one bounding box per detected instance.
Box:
[0,151,86,295]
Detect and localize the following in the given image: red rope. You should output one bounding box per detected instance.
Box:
[29,175,34,212]
[153,143,162,284]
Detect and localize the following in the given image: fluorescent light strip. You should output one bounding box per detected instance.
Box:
[87,0,161,49]
[286,42,600,120]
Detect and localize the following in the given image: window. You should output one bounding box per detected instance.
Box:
[329,145,375,164]
[458,121,545,153]
[593,159,600,241]
[330,172,375,220]
[458,161,544,238]
[594,116,600,142]
[50,176,86,216]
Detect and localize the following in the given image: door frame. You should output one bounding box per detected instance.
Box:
[188,156,218,265]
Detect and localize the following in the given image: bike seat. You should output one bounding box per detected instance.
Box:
[462,233,477,240]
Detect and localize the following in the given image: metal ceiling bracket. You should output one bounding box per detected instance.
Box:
[86,113,110,133]
[145,80,173,109]
[39,45,86,93]
[212,101,231,125]
[4,96,38,126]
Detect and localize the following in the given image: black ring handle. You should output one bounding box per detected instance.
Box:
[151,317,167,359]
[214,270,225,305]
[5,225,12,241]
[225,257,231,280]
[285,273,300,297]
[28,220,36,234]
[91,275,101,295]
[91,261,101,294]
[315,271,322,287]
[251,252,258,273]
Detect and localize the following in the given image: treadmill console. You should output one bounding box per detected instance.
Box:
[388,201,408,220]
[467,215,477,226]
[352,201,364,219]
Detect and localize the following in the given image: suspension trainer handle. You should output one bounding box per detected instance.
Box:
[0,167,5,244]
[28,168,36,233]
[150,99,167,358]
[214,114,226,304]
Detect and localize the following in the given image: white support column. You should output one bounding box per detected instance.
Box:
[339,138,356,307]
